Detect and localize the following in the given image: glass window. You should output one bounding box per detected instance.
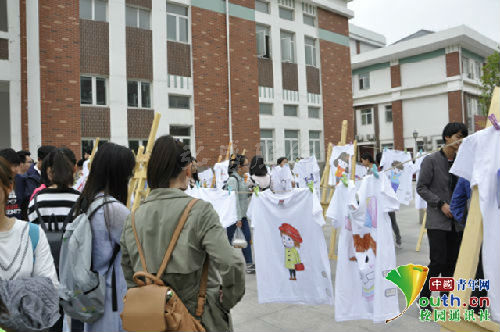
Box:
[179,17,188,43]
[79,0,92,20]
[126,6,137,27]
[260,129,274,163]
[259,103,273,115]
[96,78,106,105]
[169,95,190,109]
[255,0,269,14]
[279,7,294,20]
[80,77,92,105]
[94,0,107,22]
[170,126,190,136]
[127,81,139,107]
[141,82,151,108]
[167,3,188,16]
[284,105,298,116]
[361,109,372,125]
[256,25,271,58]
[280,31,295,63]
[167,3,189,43]
[309,130,321,160]
[304,37,316,67]
[284,130,299,161]
[303,14,315,27]
[359,72,370,90]
[139,9,150,29]
[129,140,139,154]
[385,105,392,123]
[0,0,7,32]
[167,15,177,41]
[308,106,320,118]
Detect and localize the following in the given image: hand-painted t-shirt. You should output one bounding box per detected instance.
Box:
[328,145,354,186]
[450,126,500,322]
[292,156,321,199]
[198,169,214,188]
[380,150,414,205]
[247,189,333,305]
[270,164,293,193]
[213,160,230,189]
[413,152,428,210]
[328,175,400,322]
[185,187,238,227]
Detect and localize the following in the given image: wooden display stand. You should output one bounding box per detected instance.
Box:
[439,87,500,332]
[416,212,427,252]
[127,113,161,212]
[87,137,100,171]
[210,142,232,188]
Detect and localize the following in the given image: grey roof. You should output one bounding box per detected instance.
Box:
[393,30,435,44]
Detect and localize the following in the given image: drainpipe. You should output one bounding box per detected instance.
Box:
[226,0,233,153]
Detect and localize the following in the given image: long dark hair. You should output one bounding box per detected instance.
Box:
[41,148,75,188]
[74,143,135,213]
[0,156,13,206]
[147,135,193,189]
[250,155,267,176]
[228,154,247,175]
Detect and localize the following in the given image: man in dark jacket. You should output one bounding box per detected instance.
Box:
[417,123,468,303]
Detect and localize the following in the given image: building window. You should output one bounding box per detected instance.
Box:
[126,5,150,29]
[81,139,107,158]
[309,130,321,161]
[284,105,298,116]
[167,3,189,43]
[279,6,294,20]
[128,139,148,154]
[359,72,370,90]
[81,76,107,106]
[466,95,481,132]
[435,139,444,148]
[256,25,271,59]
[280,31,295,63]
[170,126,191,146]
[259,103,273,115]
[255,0,269,14]
[0,0,7,32]
[381,143,393,151]
[260,129,274,163]
[169,95,190,109]
[416,141,425,152]
[303,14,315,27]
[304,37,317,67]
[385,105,392,123]
[127,81,151,108]
[80,0,107,22]
[462,56,482,80]
[361,109,372,125]
[308,106,320,119]
[284,130,299,161]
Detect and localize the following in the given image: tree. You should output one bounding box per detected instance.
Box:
[479,51,500,114]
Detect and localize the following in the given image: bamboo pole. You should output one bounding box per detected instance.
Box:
[415,212,427,252]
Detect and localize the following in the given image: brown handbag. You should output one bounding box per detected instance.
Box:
[121,199,208,332]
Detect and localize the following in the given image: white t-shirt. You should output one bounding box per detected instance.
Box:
[198,169,214,188]
[380,150,414,205]
[185,187,238,228]
[292,156,321,199]
[0,220,59,287]
[328,176,400,322]
[213,160,230,189]
[270,164,293,193]
[450,126,500,322]
[413,151,428,210]
[247,189,333,305]
[328,145,354,186]
[74,159,90,192]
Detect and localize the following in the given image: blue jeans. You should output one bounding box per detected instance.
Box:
[226,217,253,264]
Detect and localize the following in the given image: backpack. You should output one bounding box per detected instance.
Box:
[121,199,208,332]
[58,196,117,323]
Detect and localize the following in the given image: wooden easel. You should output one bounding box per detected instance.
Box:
[416,212,427,252]
[127,113,161,212]
[87,137,100,171]
[322,120,349,260]
[439,87,500,332]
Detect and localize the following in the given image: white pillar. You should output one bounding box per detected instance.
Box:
[26,0,42,157]
[108,0,128,145]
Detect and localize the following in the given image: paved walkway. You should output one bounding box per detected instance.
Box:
[231,201,441,332]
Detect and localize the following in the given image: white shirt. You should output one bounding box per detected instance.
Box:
[380,150,414,205]
[292,156,321,199]
[213,160,230,189]
[0,220,59,287]
[198,169,214,188]
[450,126,500,322]
[328,176,400,322]
[270,165,293,192]
[185,187,238,228]
[328,145,354,186]
[413,151,428,210]
[247,189,333,305]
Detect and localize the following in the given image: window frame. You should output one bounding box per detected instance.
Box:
[284,130,299,161]
[303,13,315,27]
[168,94,191,109]
[259,103,273,115]
[128,139,148,154]
[126,5,151,30]
[166,2,189,44]
[385,105,392,123]
[278,6,294,20]
[80,76,107,106]
[170,125,192,148]
[260,129,274,163]
[359,72,370,90]
[256,24,271,59]
[304,36,317,67]
[283,104,298,117]
[255,0,270,14]
[308,106,320,119]
[361,109,372,126]
[80,0,108,22]
[280,31,296,63]
[0,0,8,32]
[309,130,321,161]
[127,80,152,109]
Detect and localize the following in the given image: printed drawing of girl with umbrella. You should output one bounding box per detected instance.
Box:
[279,223,304,280]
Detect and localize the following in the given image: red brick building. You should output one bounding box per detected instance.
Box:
[0,0,354,165]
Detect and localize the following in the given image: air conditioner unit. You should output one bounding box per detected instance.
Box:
[367,134,375,141]
[355,134,364,142]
